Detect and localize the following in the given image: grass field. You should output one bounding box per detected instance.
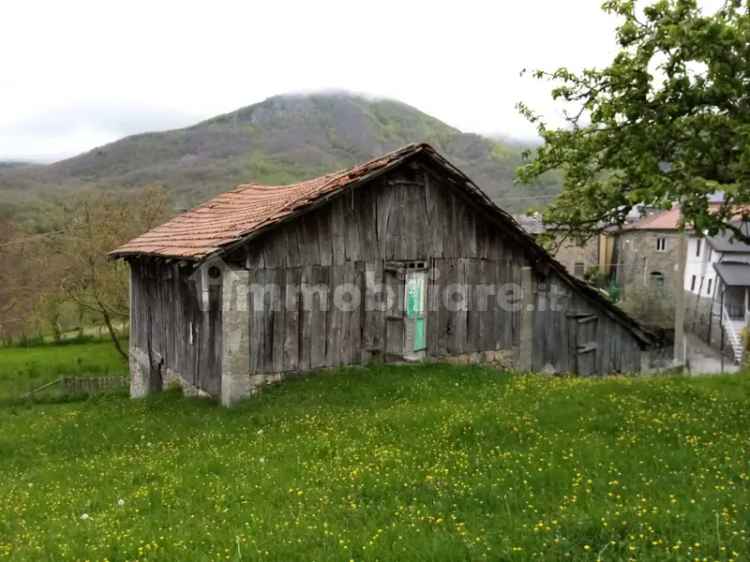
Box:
[0,339,128,401]
[0,345,748,561]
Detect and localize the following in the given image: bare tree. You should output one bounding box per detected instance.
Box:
[0,220,46,342]
[44,187,171,358]
[0,220,19,340]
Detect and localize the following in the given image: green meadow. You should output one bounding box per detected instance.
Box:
[0,339,128,402]
[0,343,748,561]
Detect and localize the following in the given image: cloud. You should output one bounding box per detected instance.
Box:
[0,0,626,161]
[0,101,199,161]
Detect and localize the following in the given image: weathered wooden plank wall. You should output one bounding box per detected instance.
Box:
[130,260,223,394]
[529,276,643,374]
[223,160,644,377]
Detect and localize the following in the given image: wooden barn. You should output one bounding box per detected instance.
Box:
[112,143,655,405]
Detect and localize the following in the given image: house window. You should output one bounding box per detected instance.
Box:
[696,239,702,257]
[574,262,585,278]
[707,279,712,296]
[690,275,696,292]
[651,271,665,288]
[656,238,668,252]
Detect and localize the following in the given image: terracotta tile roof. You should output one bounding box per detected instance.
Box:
[624,207,682,231]
[111,144,432,260]
[615,202,745,233]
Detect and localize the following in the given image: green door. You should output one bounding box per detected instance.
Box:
[405,271,427,353]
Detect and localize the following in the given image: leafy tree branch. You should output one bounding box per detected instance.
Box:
[518,0,750,242]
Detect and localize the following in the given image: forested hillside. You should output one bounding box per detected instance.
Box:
[0,93,559,228]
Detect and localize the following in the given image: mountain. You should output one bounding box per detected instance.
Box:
[0,161,35,170]
[0,93,560,224]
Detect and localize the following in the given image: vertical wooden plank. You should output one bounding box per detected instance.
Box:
[355,261,367,364]
[477,259,492,352]
[310,265,329,369]
[344,192,361,263]
[384,267,405,360]
[283,267,300,373]
[427,258,440,356]
[424,171,444,259]
[413,177,428,260]
[263,229,286,269]
[567,314,578,374]
[299,265,313,372]
[357,188,378,262]
[438,258,454,356]
[465,208,477,258]
[443,193,457,259]
[453,259,468,354]
[326,265,342,366]
[385,184,402,260]
[495,257,506,352]
[532,284,544,371]
[331,199,347,266]
[363,260,385,358]
[404,180,419,260]
[341,261,359,365]
[285,224,301,268]
[377,180,394,259]
[318,208,333,267]
[272,268,286,373]
[466,259,481,352]
[300,215,320,267]
[248,269,262,375]
[261,269,274,373]
[511,251,522,348]
[598,316,609,375]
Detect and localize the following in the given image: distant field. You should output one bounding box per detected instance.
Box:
[0,339,127,400]
[0,358,747,561]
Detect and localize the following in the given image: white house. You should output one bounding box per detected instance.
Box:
[684,223,750,363]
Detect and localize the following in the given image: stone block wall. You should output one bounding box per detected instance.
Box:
[553,237,599,279]
[615,231,681,298]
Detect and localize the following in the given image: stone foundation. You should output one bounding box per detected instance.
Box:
[438,349,515,369]
[164,368,212,398]
[129,347,151,398]
[130,345,211,399]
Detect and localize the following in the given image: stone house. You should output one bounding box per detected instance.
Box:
[610,208,683,299]
[112,143,655,406]
[515,215,603,280]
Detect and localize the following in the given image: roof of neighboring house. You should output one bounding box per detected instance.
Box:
[714,261,750,287]
[619,207,683,232]
[614,201,750,235]
[112,142,655,346]
[514,214,545,235]
[706,222,750,253]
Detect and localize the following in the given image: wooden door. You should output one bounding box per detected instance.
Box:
[568,313,599,375]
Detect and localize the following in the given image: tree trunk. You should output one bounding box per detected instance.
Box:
[98,301,128,361]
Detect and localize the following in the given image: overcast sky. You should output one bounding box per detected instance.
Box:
[0,0,717,162]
